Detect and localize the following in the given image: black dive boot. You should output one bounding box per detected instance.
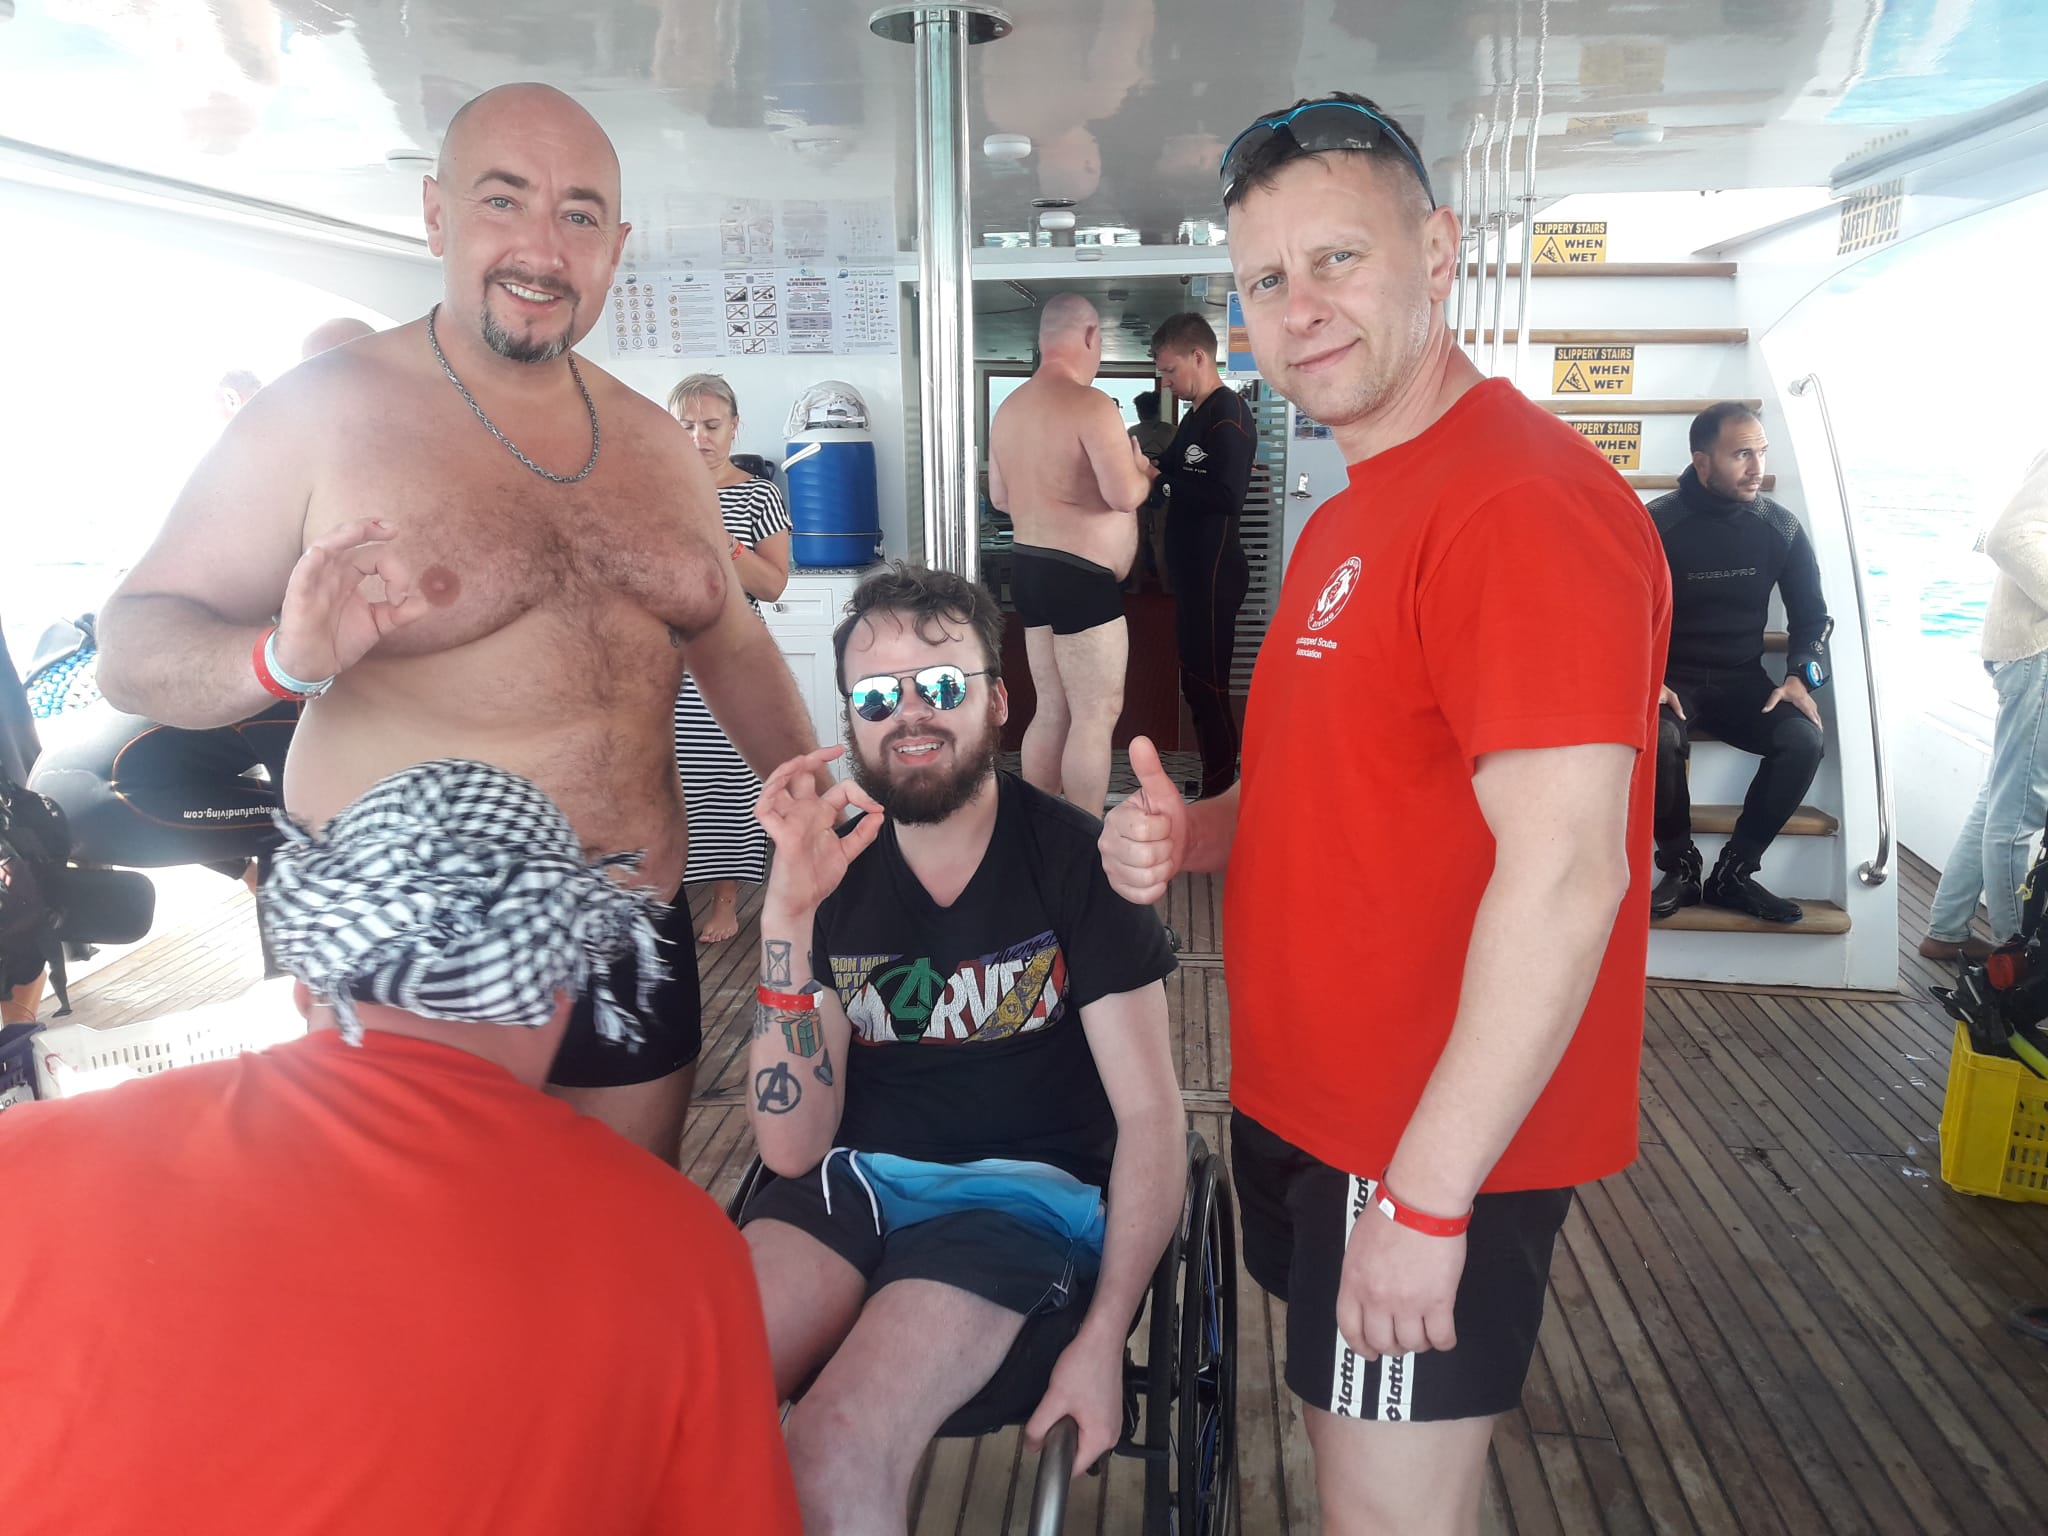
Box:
[1650,844,1702,920]
[1703,846,1803,924]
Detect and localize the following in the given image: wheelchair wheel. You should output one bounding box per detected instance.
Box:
[1175,1146,1237,1535]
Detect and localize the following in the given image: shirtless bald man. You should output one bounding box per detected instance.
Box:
[987,294,1155,817]
[96,83,818,1163]
[301,316,376,359]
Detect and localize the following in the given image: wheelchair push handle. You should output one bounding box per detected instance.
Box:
[1025,1416,1079,1536]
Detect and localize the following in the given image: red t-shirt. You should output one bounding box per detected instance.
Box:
[0,1030,799,1536]
[1225,380,1672,1192]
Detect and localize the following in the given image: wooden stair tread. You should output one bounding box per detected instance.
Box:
[1462,262,1737,278]
[1628,474,1776,491]
[1653,900,1850,935]
[1691,804,1838,837]
[1461,328,1749,345]
[1543,398,1764,416]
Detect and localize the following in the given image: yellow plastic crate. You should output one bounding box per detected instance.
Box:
[1938,1023,2048,1202]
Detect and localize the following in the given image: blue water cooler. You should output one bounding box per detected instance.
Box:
[785,382,882,569]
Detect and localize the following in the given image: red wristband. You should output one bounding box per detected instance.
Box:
[1369,1171,1472,1238]
[252,628,305,701]
[757,983,822,1011]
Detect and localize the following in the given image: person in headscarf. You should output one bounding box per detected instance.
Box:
[0,758,799,1535]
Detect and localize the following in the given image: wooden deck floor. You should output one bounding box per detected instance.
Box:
[37,851,2048,1535]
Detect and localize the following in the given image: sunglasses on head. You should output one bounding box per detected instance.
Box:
[843,665,996,723]
[1220,100,1436,210]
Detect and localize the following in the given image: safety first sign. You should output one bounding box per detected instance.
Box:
[1553,345,1635,394]
[1572,420,1642,470]
[1533,221,1608,263]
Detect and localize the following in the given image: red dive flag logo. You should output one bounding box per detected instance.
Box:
[1307,556,1363,633]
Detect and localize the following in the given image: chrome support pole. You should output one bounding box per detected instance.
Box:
[1515,4,1548,392]
[1453,117,1480,349]
[1789,373,1893,886]
[1472,96,1500,369]
[871,5,1012,580]
[1491,71,1520,378]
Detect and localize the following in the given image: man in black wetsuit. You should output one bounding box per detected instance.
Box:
[1647,402,1831,923]
[1151,312,1256,800]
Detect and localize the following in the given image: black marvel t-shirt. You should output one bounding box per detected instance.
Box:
[813,773,1177,1187]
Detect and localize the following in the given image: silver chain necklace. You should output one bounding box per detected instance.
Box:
[426,303,600,485]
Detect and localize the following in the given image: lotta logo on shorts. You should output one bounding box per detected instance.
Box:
[1306,556,1363,633]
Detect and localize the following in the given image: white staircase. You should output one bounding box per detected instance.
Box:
[1468,259,1897,990]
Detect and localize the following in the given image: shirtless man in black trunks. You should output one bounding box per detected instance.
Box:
[986,295,1154,818]
[95,83,818,1162]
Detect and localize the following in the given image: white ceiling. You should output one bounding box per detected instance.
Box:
[2,0,2044,248]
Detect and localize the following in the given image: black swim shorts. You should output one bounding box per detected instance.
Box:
[739,1155,1095,1432]
[1232,1108,1571,1423]
[545,895,703,1087]
[1008,543,1126,635]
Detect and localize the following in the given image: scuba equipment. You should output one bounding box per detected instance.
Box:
[1931,814,2048,1076]
[0,773,155,1017]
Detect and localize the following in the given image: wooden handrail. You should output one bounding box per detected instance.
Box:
[1462,328,1749,345]
[1543,399,1764,416]
[1462,262,1737,278]
[1627,474,1777,491]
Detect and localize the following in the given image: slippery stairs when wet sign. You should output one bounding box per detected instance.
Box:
[1532,221,1607,263]
[1552,345,1635,394]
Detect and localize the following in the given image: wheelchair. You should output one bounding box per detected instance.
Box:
[726,1129,1239,1535]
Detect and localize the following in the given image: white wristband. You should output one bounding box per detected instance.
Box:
[264,629,335,698]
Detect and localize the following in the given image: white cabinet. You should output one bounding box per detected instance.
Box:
[761,569,871,774]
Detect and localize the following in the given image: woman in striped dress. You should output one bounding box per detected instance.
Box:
[668,373,793,943]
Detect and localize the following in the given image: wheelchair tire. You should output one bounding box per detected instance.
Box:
[1175,1145,1238,1535]
[1140,1174,1186,1535]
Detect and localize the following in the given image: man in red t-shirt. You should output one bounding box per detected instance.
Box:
[0,759,799,1536]
[1101,93,1670,1534]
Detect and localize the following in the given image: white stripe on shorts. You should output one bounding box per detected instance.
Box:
[1328,1173,1418,1421]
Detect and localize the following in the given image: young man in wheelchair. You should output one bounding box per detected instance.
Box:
[741,563,1185,1532]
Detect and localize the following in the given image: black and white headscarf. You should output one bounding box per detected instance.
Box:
[261,758,665,1047]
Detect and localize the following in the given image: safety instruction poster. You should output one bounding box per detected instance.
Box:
[621,195,896,269]
[607,267,897,360]
[1572,419,1643,470]
[1552,345,1635,394]
[607,275,666,355]
[1532,221,1608,263]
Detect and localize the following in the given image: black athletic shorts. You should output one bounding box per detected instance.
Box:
[1232,1109,1571,1423]
[741,1156,1092,1316]
[1008,543,1126,635]
[740,1156,1095,1431]
[545,896,703,1087]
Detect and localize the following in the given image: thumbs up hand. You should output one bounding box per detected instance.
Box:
[1099,735,1186,905]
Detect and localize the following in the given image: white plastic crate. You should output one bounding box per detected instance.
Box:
[33,979,306,1099]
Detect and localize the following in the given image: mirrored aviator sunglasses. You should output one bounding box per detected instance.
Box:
[843,665,997,723]
[1220,100,1436,209]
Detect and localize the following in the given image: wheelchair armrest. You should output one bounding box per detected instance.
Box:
[1024,1416,1077,1536]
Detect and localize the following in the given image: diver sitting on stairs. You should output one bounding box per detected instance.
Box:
[1648,402,1832,924]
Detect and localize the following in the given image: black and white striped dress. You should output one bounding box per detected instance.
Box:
[674,476,793,884]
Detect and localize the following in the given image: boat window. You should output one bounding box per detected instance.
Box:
[1770,189,2048,741]
[0,202,390,671]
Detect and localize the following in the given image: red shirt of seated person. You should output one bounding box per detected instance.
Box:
[0,759,799,1536]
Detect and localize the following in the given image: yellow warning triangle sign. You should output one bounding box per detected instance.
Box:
[1558,362,1590,392]
[1535,235,1566,262]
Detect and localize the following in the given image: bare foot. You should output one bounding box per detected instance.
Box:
[697,895,740,945]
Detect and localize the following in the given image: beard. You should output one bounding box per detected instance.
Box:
[479,270,578,363]
[848,699,1002,826]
